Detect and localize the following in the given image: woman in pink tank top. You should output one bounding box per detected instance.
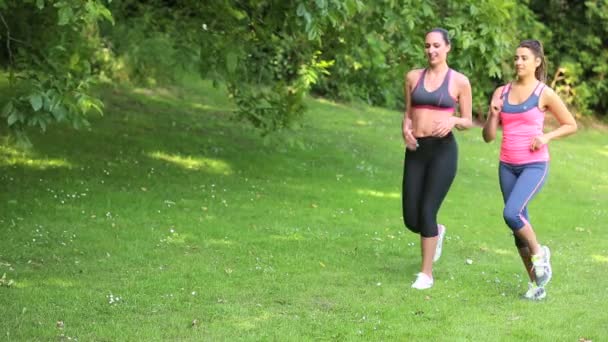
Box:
[482,40,577,300]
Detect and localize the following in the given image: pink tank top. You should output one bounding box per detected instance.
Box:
[499,82,549,164]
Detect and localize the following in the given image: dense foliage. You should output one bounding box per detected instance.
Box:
[529,0,608,115]
[0,0,112,144]
[0,0,606,142]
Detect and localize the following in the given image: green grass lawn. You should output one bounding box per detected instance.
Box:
[1,76,607,341]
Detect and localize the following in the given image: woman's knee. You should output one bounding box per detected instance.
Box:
[419,214,438,237]
[503,207,523,230]
[403,215,419,233]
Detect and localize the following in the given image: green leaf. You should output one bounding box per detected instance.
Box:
[470,5,478,15]
[57,6,73,26]
[29,94,43,111]
[1,101,14,117]
[7,112,19,126]
[51,105,67,121]
[421,3,433,17]
[296,4,307,16]
[69,53,80,69]
[98,5,114,25]
[36,0,44,9]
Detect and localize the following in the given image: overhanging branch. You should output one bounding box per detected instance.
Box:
[0,12,13,65]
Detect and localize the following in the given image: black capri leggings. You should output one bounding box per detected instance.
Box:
[402,132,458,238]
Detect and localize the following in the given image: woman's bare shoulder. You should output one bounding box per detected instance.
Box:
[406,68,425,80]
[450,69,471,87]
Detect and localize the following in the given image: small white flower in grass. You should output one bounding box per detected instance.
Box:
[376,282,382,286]
[465,259,473,265]
[191,291,196,296]
[106,293,122,305]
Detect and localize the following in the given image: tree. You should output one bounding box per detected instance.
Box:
[529,0,608,116]
[0,0,113,145]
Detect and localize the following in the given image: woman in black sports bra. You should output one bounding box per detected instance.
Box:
[401,28,473,290]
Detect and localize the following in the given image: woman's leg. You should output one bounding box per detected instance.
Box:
[499,163,536,282]
[501,162,550,285]
[517,246,535,282]
[417,136,458,277]
[402,150,426,234]
[502,163,548,251]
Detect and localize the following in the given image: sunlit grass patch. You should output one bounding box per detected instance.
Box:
[0,145,72,169]
[41,278,75,288]
[132,86,176,99]
[270,233,306,241]
[356,189,400,199]
[191,102,232,112]
[592,255,608,263]
[148,151,233,174]
[206,239,234,246]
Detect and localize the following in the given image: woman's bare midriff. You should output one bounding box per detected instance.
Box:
[411,108,454,137]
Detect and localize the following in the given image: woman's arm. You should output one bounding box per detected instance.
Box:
[454,74,473,130]
[482,86,504,143]
[531,87,577,150]
[403,71,418,148]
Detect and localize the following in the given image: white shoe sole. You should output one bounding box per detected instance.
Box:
[433,225,446,263]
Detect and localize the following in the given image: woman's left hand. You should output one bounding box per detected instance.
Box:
[530,135,549,151]
[432,117,456,137]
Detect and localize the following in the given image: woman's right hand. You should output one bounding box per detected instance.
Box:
[482,87,505,143]
[403,128,418,151]
[489,97,503,118]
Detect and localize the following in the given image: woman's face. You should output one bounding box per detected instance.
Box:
[514,47,540,79]
[424,32,450,66]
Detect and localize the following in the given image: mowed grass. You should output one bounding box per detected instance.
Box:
[0,76,607,341]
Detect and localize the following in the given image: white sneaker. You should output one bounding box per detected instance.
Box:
[523,282,546,301]
[434,224,446,263]
[411,272,433,290]
[532,245,552,287]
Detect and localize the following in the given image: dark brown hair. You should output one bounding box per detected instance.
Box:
[427,28,451,46]
[518,39,546,81]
